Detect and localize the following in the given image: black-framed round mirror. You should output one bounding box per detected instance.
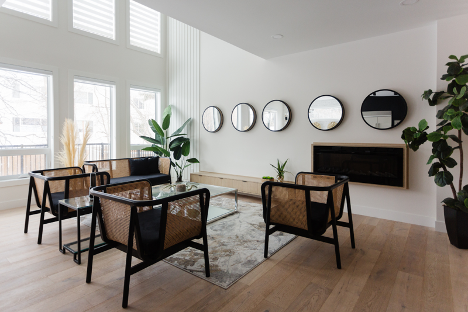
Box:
[231,103,256,132]
[361,89,407,130]
[308,95,345,131]
[202,106,223,133]
[262,100,292,132]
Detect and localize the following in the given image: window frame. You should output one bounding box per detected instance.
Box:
[0,58,58,181]
[126,81,163,157]
[69,70,118,160]
[126,0,165,58]
[0,0,58,28]
[68,0,120,45]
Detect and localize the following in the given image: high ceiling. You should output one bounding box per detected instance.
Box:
[136,0,468,59]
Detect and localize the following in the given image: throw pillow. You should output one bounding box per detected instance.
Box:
[129,158,149,176]
[147,156,160,174]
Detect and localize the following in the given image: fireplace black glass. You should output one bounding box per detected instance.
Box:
[313,145,404,187]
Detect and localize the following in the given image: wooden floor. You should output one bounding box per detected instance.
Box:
[1,195,467,312]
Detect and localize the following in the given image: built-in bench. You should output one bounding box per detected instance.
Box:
[83,157,171,186]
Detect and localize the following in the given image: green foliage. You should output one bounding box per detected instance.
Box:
[140,105,199,182]
[402,54,468,211]
[270,159,290,179]
[262,176,274,180]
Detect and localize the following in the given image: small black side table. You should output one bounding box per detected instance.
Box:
[58,196,106,264]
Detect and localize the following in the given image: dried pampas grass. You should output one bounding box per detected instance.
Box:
[57,119,91,167]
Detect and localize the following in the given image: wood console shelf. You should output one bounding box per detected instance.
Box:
[190,172,267,196]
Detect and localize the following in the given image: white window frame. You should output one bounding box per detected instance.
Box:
[0,0,58,28]
[126,80,163,157]
[0,57,58,181]
[69,70,118,160]
[67,0,120,45]
[126,0,165,58]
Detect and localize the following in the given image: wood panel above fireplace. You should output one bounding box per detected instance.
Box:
[311,143,408,189]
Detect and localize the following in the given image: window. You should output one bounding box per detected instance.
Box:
[74,78,115,161]
[129,0,161,54]
[1,0,52,21]
[130,87,160,146]
[0,65,52,179]
[72,0,115,40]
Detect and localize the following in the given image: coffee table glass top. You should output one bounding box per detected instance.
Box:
[59,196,93,210]
[152,183,236,199]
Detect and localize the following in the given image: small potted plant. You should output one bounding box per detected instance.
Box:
[270,159,289,183]
[262,176,274,182]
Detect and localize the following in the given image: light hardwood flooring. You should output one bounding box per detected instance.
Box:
[0,194,467,312]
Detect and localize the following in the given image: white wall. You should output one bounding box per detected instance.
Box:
[0,0,165,210]
[200,25,440,227]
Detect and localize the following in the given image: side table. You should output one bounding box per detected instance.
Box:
[58,196,106,264]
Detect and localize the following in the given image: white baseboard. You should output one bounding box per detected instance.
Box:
[346,204,435,228]
[434,220,447,233]
[0,198,27,211]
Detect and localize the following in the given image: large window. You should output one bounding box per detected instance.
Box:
[129,0,161,54]
[0,65,52,179]
[72,0,115,40]
[1,0,53,21]
[74,78,115,161]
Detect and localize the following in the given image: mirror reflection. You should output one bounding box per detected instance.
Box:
[308,95,344,131]
[231,103,256,132]
[202,106,223,132]
[361,89,407,130]
[262,100,291,131]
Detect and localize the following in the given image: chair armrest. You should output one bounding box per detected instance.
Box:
[159,157,171,175]
[262,178,348,193]
[28,167,84,181]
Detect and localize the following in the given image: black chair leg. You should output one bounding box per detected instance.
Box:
[264,226,270,258]
[86,207,98,283]
[37,207,46,245]
[332,222,341,269]
[203,232,210,277]
[24,181,33,234]
[346,193,356,249]
[122,254,132,308]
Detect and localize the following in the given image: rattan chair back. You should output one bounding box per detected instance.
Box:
[269,186,308,230]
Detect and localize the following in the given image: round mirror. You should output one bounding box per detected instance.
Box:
[361,89,407,130]
[231,103,257,132]
[262,100,292,132]
[202,106,223,133]
[308,95,345,131]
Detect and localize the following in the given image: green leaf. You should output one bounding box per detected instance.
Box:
[449,55,459,61]
[139,135,162,145]
[457,86,466,99]
[442,198,460,209]
[427,132,443,142]
[434,171,453,187]
[186,158,200,164]
[181,141,190,156]
[163,105,172,118]
[456,74,468,85]
[437,119,448,126]
[448,134,462,144]
[443,125,453,134]
[142,146,170,157]
[173,147,182,160]
[167,133,187,138]
[452,116,462,130]
[448,63,463,75]
[460,101,468,112]
[148,119,164,138]
[418,119,428,131]
[422,90,433,100]
[169,137,189,150]
[171,118,192,137]
[442,157,457,168]
[460,54,468,63]
[428,162,442,176]
[427,155,435,165]
[465,198,468,208]
[162,114,171,130]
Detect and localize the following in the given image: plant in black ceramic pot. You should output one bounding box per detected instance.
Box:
[401,54,468,249]
[140,105,199,182]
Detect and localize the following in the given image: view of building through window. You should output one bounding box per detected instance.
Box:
[74,79,113,161]
[130,88,160,145]
[0,66,50,177]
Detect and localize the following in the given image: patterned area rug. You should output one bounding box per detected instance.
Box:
[163,197,296,289]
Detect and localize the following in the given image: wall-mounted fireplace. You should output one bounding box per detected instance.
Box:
[312,143,408,189]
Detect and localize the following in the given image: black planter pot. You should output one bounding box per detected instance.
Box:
[444,206,468,249]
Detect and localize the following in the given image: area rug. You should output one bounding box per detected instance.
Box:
[163,197,296,289]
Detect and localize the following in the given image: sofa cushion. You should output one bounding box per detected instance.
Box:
[110,173,170,186]
[129,158,149,176]
[147,157,160,174]
[138,208,161,255]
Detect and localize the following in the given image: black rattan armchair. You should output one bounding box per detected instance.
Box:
[25,167,110,244]
[86,180,211,308]
[261,172,355,269]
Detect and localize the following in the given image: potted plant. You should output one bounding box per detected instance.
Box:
[401,54,468,249]
[140,105,199,183]
[262,176,274,182]
[270,159,289,183]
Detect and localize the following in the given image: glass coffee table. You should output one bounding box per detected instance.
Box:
[152,183,238,223]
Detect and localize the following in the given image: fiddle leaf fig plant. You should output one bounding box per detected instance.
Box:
[140,105,200,182]
[401,54,468,213]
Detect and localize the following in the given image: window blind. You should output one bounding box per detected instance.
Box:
[73,0,115,40]
[129,0,160,53]
[2,0,52,21]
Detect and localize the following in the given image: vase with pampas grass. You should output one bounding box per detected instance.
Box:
[57,119,91,168]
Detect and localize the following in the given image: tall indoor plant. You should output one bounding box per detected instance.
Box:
[401,54,468,248]
[140,105,199,182]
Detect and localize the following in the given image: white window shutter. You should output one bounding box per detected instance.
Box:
[73,0,115,40]
[2,0,52,21]
[129,0,160,53]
